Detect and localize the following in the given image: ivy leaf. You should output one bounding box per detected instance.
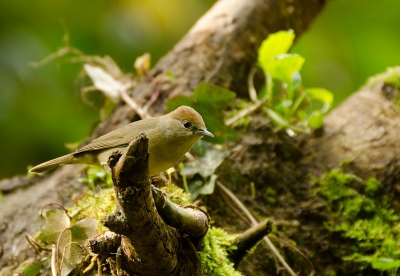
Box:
[165,95,193,109]
[307,88,333,104]
[263,54,305,85]
[24,260,47,276]
[189,174,218,200]
[181,147,231,200]
[307,87,334,113]
[62,218,98,265]
[258,29,295,70]
[308,111,324,129]
[192,82,236,108]
[182,148,230,179]
[71,218,98,245]
[166,82,237,144]
[38,209,70,244]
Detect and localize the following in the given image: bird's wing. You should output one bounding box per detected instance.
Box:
[75,118,160,153]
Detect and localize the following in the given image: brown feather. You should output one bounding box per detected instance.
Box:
[166,106,206,129]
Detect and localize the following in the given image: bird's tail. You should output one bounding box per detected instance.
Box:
[29,154,75,173]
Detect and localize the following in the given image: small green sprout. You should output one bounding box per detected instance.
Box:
[257,30,334,134]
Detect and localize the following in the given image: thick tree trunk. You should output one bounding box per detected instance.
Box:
[1,0,335,274]
[302,81,400,190]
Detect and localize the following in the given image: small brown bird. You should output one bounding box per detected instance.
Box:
[30,106,213,175]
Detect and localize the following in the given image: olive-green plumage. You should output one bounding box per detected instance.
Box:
[30,106,213,175]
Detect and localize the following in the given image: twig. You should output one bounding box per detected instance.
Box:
[248,67,259,103]
[60,242,87,274]
[225,66,268,126]
[179,163,190,194]
[25,234,52,254]
[40,202,71,219]
[141,64,161,113]
[226,100,266,126]
[218,188,252,227]
[51,245,58,276]
[269,236,315,276]
[143,85,160,113]
[119,88,149,119]
[217,181,298,276]
[83,255,98,273]
[55,227,71,275]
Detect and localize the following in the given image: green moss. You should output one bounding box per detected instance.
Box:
[366,67,400,108]
[70,188,116,234]
[161,184,192,206]
[77,166,114,190]
[364,177,381,197]
[69,182,192,234]
[266,187,277,204]
[199,227,242,276]
[318,169,400,273]
[366,66,400,89]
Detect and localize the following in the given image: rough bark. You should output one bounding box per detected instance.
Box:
[302,81,400,193]
[0,0,328,274]
[103,135,186,275]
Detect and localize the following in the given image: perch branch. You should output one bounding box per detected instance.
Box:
[106,134,180,275]
[152,186,210,237]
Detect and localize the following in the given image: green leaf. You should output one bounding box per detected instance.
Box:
[258,30,295,70]
[71,218,98,245]
[166,82,237,144]
[181,147,231,200]
[193,82,236,108]
[291,91,307,114]
[189,174,217,200]
[264,54,305,85]
[307,88,334,105]
[59,218,98,267]
[291,71,302,90]
[166,83,236,112]
[38,209,70,244]
[24,260,47,276]
[281,99,293,107]
[265,108,289,128]
[371,258,400,270]
[191,140,211,157]
[182,148,230,179]
[297,109,307,120]
[308,111,324,129]
[165,95,193,111]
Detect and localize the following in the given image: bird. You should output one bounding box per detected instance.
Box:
[29,106,213,176]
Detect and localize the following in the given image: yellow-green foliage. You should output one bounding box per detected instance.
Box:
[199,227,242,276]
[161,184,192,206]
[366,66,400,108]
[77,166,114,190]
[318,169,400,272]
[70,178,192,234]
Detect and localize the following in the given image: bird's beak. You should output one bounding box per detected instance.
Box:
[195,129,214,137]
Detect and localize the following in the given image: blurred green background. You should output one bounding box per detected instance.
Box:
[0,0,399,179]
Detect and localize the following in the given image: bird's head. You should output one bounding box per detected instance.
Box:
[166,106,214,138]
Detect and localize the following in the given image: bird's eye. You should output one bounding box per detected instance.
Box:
[182,121,192,128]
